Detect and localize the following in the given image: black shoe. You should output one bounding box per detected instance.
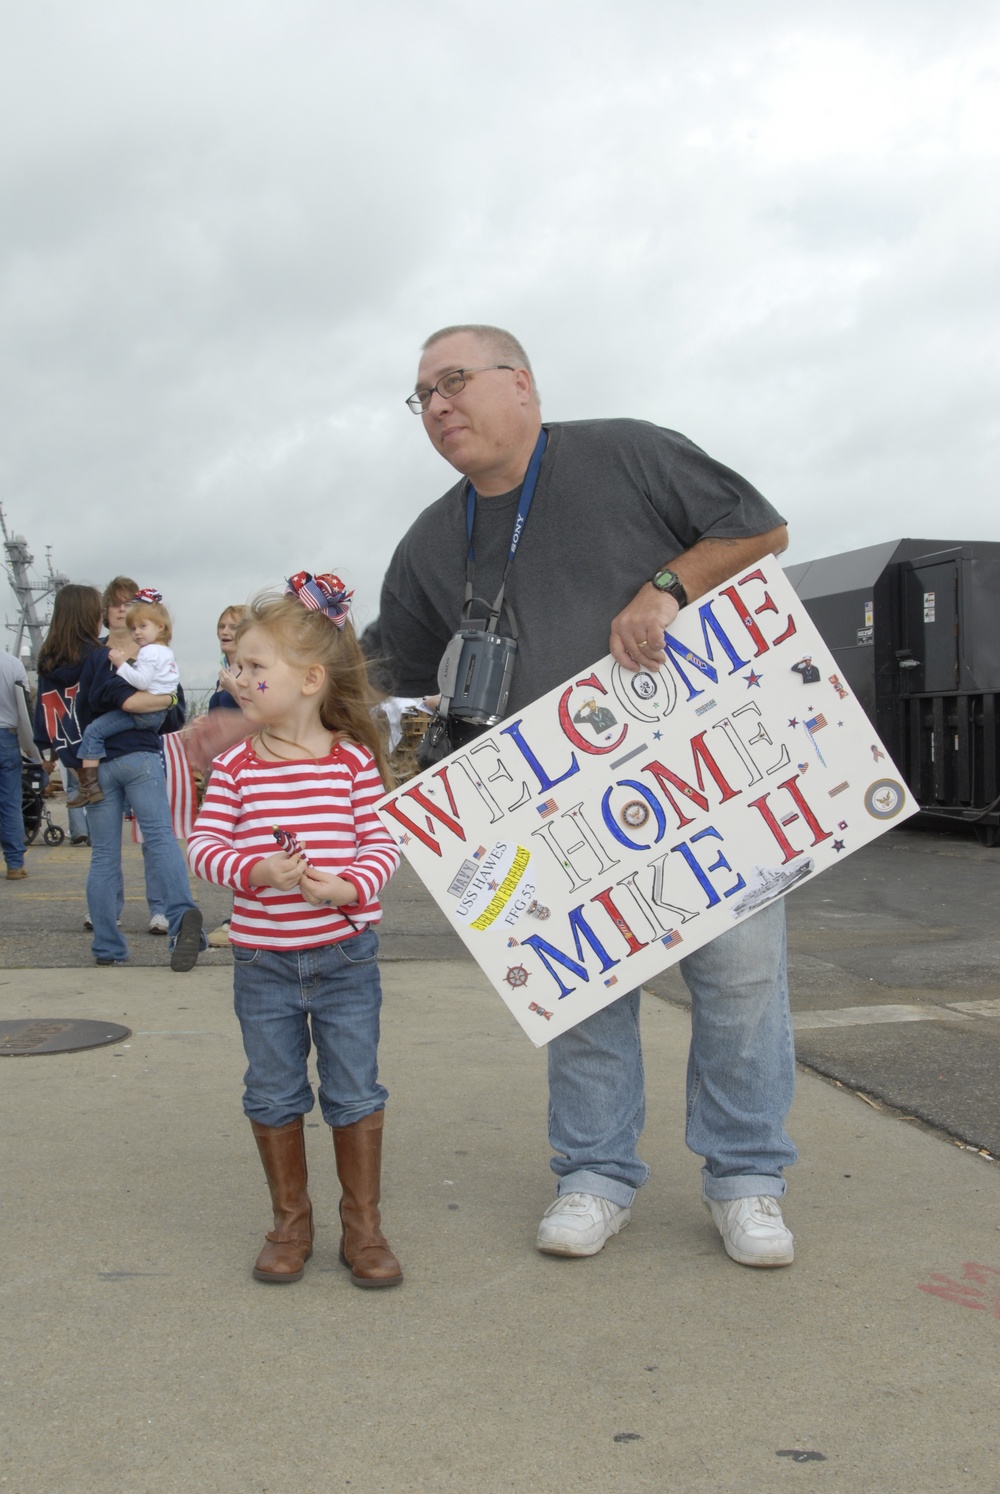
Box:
[71,835,91,846]
[95,958,129,967]
[170,908,204,973]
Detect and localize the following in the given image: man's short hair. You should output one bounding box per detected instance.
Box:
[422,325,537,395]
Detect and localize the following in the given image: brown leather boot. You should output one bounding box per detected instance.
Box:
[67,765,104,806]
[250,1117,314,1283]
[332,1110,403,1289]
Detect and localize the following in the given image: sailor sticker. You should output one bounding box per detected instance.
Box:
[791,657,821,684]
[864,779,906,820]
[572,698,618,734]
[631,672,658,701]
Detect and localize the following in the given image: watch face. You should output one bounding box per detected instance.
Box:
[653,568,679,591]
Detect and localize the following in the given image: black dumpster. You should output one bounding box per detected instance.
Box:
[785,539,1000,845]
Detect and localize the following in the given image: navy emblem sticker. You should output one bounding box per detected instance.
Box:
[864,779,905,819]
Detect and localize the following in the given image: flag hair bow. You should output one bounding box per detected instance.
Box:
[133,587,163,605]
[285,571,354,628]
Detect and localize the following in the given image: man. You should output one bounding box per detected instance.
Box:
[377,324,796,1268]
[0,647,34,879]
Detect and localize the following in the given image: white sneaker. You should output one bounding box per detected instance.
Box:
[148,914,169,935]
[704,1192,794,1268]
[536,1192,631,1257]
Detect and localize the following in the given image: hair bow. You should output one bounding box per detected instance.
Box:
[285,571,354,629]
[134,587,163,605]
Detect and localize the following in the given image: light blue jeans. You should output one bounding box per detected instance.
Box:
[80,708,167,761]
[547,900,796,1205]
[0,728,25,869]
[63,766,90,842]
[85,751,200,962]
[232,929,388,1130]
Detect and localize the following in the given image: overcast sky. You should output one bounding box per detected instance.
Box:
[2,0,997,688]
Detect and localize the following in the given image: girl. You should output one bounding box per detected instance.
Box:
[188,572,403,1288]
[69,591,179,805]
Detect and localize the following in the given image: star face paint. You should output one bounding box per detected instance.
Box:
[235,625,311,728]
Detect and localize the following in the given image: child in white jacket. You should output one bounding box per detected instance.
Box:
[68,592,179,806]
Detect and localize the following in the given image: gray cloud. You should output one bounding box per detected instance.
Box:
[2,0,997,685]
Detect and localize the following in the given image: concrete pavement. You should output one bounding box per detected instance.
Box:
[2,947,999,1492]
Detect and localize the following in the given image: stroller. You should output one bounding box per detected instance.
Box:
[21,759,65,846]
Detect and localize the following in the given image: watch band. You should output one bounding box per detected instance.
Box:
[650,567,688,607]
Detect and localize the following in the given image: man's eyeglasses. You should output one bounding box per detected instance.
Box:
[405,365,515,414]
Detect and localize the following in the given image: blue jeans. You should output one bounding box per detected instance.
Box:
[0,729,25,869]
[80,708,166,761]
[63,766,90,841]
[546,900,796,1206]
[85,751,199,962]
[232,929,388,1130]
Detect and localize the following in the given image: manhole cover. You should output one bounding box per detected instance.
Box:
[0,1019,132,1056]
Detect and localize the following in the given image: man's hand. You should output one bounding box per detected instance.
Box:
[610,583,679,672]
[609,526,789,673]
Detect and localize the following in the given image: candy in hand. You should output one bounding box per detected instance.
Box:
[272,825,312,865]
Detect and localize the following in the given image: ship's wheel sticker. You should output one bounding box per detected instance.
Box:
[505,964,530,989]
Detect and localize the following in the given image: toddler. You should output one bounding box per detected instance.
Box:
[188,571,403,1288]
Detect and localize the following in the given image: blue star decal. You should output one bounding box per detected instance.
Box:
[652,730,662,740]
[257,680,268,692]
[744,670,762,688]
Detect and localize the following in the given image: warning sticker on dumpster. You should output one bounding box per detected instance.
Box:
[377,557,918,1046]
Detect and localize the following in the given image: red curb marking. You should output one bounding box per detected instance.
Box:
[918,1262,1000,1318]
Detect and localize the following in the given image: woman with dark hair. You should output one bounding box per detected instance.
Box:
[35,583,203,969]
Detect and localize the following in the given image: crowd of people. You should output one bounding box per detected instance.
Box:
[4,324,799,1291]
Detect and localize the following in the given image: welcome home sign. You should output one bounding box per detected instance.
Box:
[376,557,916,1046]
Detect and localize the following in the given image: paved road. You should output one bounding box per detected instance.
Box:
[6,797,999,1153]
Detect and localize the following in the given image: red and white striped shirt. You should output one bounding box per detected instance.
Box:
[187,738,400,951]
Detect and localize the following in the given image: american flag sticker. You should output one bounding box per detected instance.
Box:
[805,713,828,732]
[537,798,558,817]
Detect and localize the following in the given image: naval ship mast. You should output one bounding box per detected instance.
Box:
[1,502,69,667]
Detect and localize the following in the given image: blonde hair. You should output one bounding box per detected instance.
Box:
[217,605,246,630]
[238,592,394,787]
[125,599,172,644]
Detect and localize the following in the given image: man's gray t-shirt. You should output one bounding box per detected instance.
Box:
[378,418,784,716]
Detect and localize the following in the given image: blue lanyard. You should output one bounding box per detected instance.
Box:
[465,428,548,565]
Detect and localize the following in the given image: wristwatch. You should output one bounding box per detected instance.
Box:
[650,566,688,607]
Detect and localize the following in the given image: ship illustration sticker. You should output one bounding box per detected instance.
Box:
[631,672,658,701]
[730,859,815,919]
[864,779,906,820]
